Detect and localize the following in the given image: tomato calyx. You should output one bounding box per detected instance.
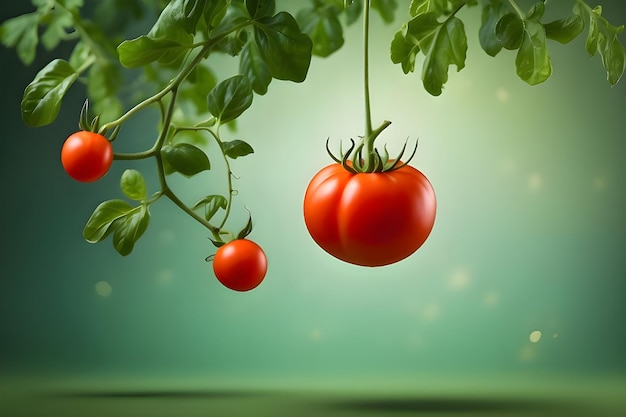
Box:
[325,120,419,174]
[78,99,120,141]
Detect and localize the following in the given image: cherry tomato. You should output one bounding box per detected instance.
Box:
[61,131,113,182]
[303,163,436,266]
[213,239,268,291]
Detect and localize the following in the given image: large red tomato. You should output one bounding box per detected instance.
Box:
[303,163,436,266]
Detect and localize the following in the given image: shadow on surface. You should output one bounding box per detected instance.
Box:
[324,396,574,414]
[53,389,274,400]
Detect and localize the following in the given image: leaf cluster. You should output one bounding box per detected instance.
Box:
[389,0,624,94]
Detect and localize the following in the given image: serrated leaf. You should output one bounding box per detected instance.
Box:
[0,13,39,65]
[40,5,75,51]
[496,13,524,50]
[575,4,625,86]
[515,20,552,85]
[21,59,78,127]
[297,5,345,58]
[544,15,584,44]
[253,12,313,82]
[390,28,419,73]
[120,169,147,201]
[193,194,228,221]
[422,16,467,96]
[118,36,191,68]
[112,205,150,256]
[207,75,253,123]
[83,199,134,243]
[221,140,254,159]
[239,41,272,95]
[162,143,211,177]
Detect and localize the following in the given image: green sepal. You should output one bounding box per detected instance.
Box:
[237,215,253,240]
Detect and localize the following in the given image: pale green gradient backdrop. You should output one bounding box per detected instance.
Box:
[1,0,625,389]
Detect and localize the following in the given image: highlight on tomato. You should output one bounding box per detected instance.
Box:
[61,131,113,182]
[303,132,436,267]
[212,239,268,291]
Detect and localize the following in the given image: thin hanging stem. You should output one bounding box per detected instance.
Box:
[363,0,373,141]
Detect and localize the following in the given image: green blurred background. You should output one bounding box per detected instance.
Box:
[1,1,625,416]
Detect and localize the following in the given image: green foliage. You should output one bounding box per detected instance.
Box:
[207,75,254,123]
[21,59,78,127]
[2,0,625,258]
[83,199,151,256]
[574,3,625,85]
[162,143,211,177]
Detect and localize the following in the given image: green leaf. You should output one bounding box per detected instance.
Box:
[297,5,345,58]
[180,65,218,113]
[390,12,441,76]
[112,205,150,256]
[118,36,191,68]
[193,194,228,221]
[221,139,254,159]
[84,199,134,243]
[371,0,397,24]
[495,13,524,50]
[21,59,78,127]
[253,12,313,82]
[479,0,507,57]
[575,4,625,86]
[239,41,272,94]
[207,75,253,123]
[515,20,552,85]
[39,5,75,51]
[148,0,197,42]
[87,61,123,122]
[421,16,467,96]
[246,0,275,19]
[0,13,40,65]
[120,169,147,201]
[525,1,545,23]
[68,41,92,70]
[162,143,211,177]
[544,15,584,44]
[202,0,229,32]
[390,28,419,73]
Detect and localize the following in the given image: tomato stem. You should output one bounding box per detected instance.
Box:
[363,0,373,140]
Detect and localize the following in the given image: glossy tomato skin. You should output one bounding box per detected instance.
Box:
[213,239,268,291]
[61,131,113,182]
[303,163,436,266]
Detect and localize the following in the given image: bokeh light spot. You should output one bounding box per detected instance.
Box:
[448,267,471,290]
[95,281,112,297]
[528,172,543,191]
[529,330,542,343]
[496,87,510,103]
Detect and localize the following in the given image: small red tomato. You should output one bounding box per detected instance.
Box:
[61,131,113,182]
[213,239,268,291]
[303,163,436,266]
